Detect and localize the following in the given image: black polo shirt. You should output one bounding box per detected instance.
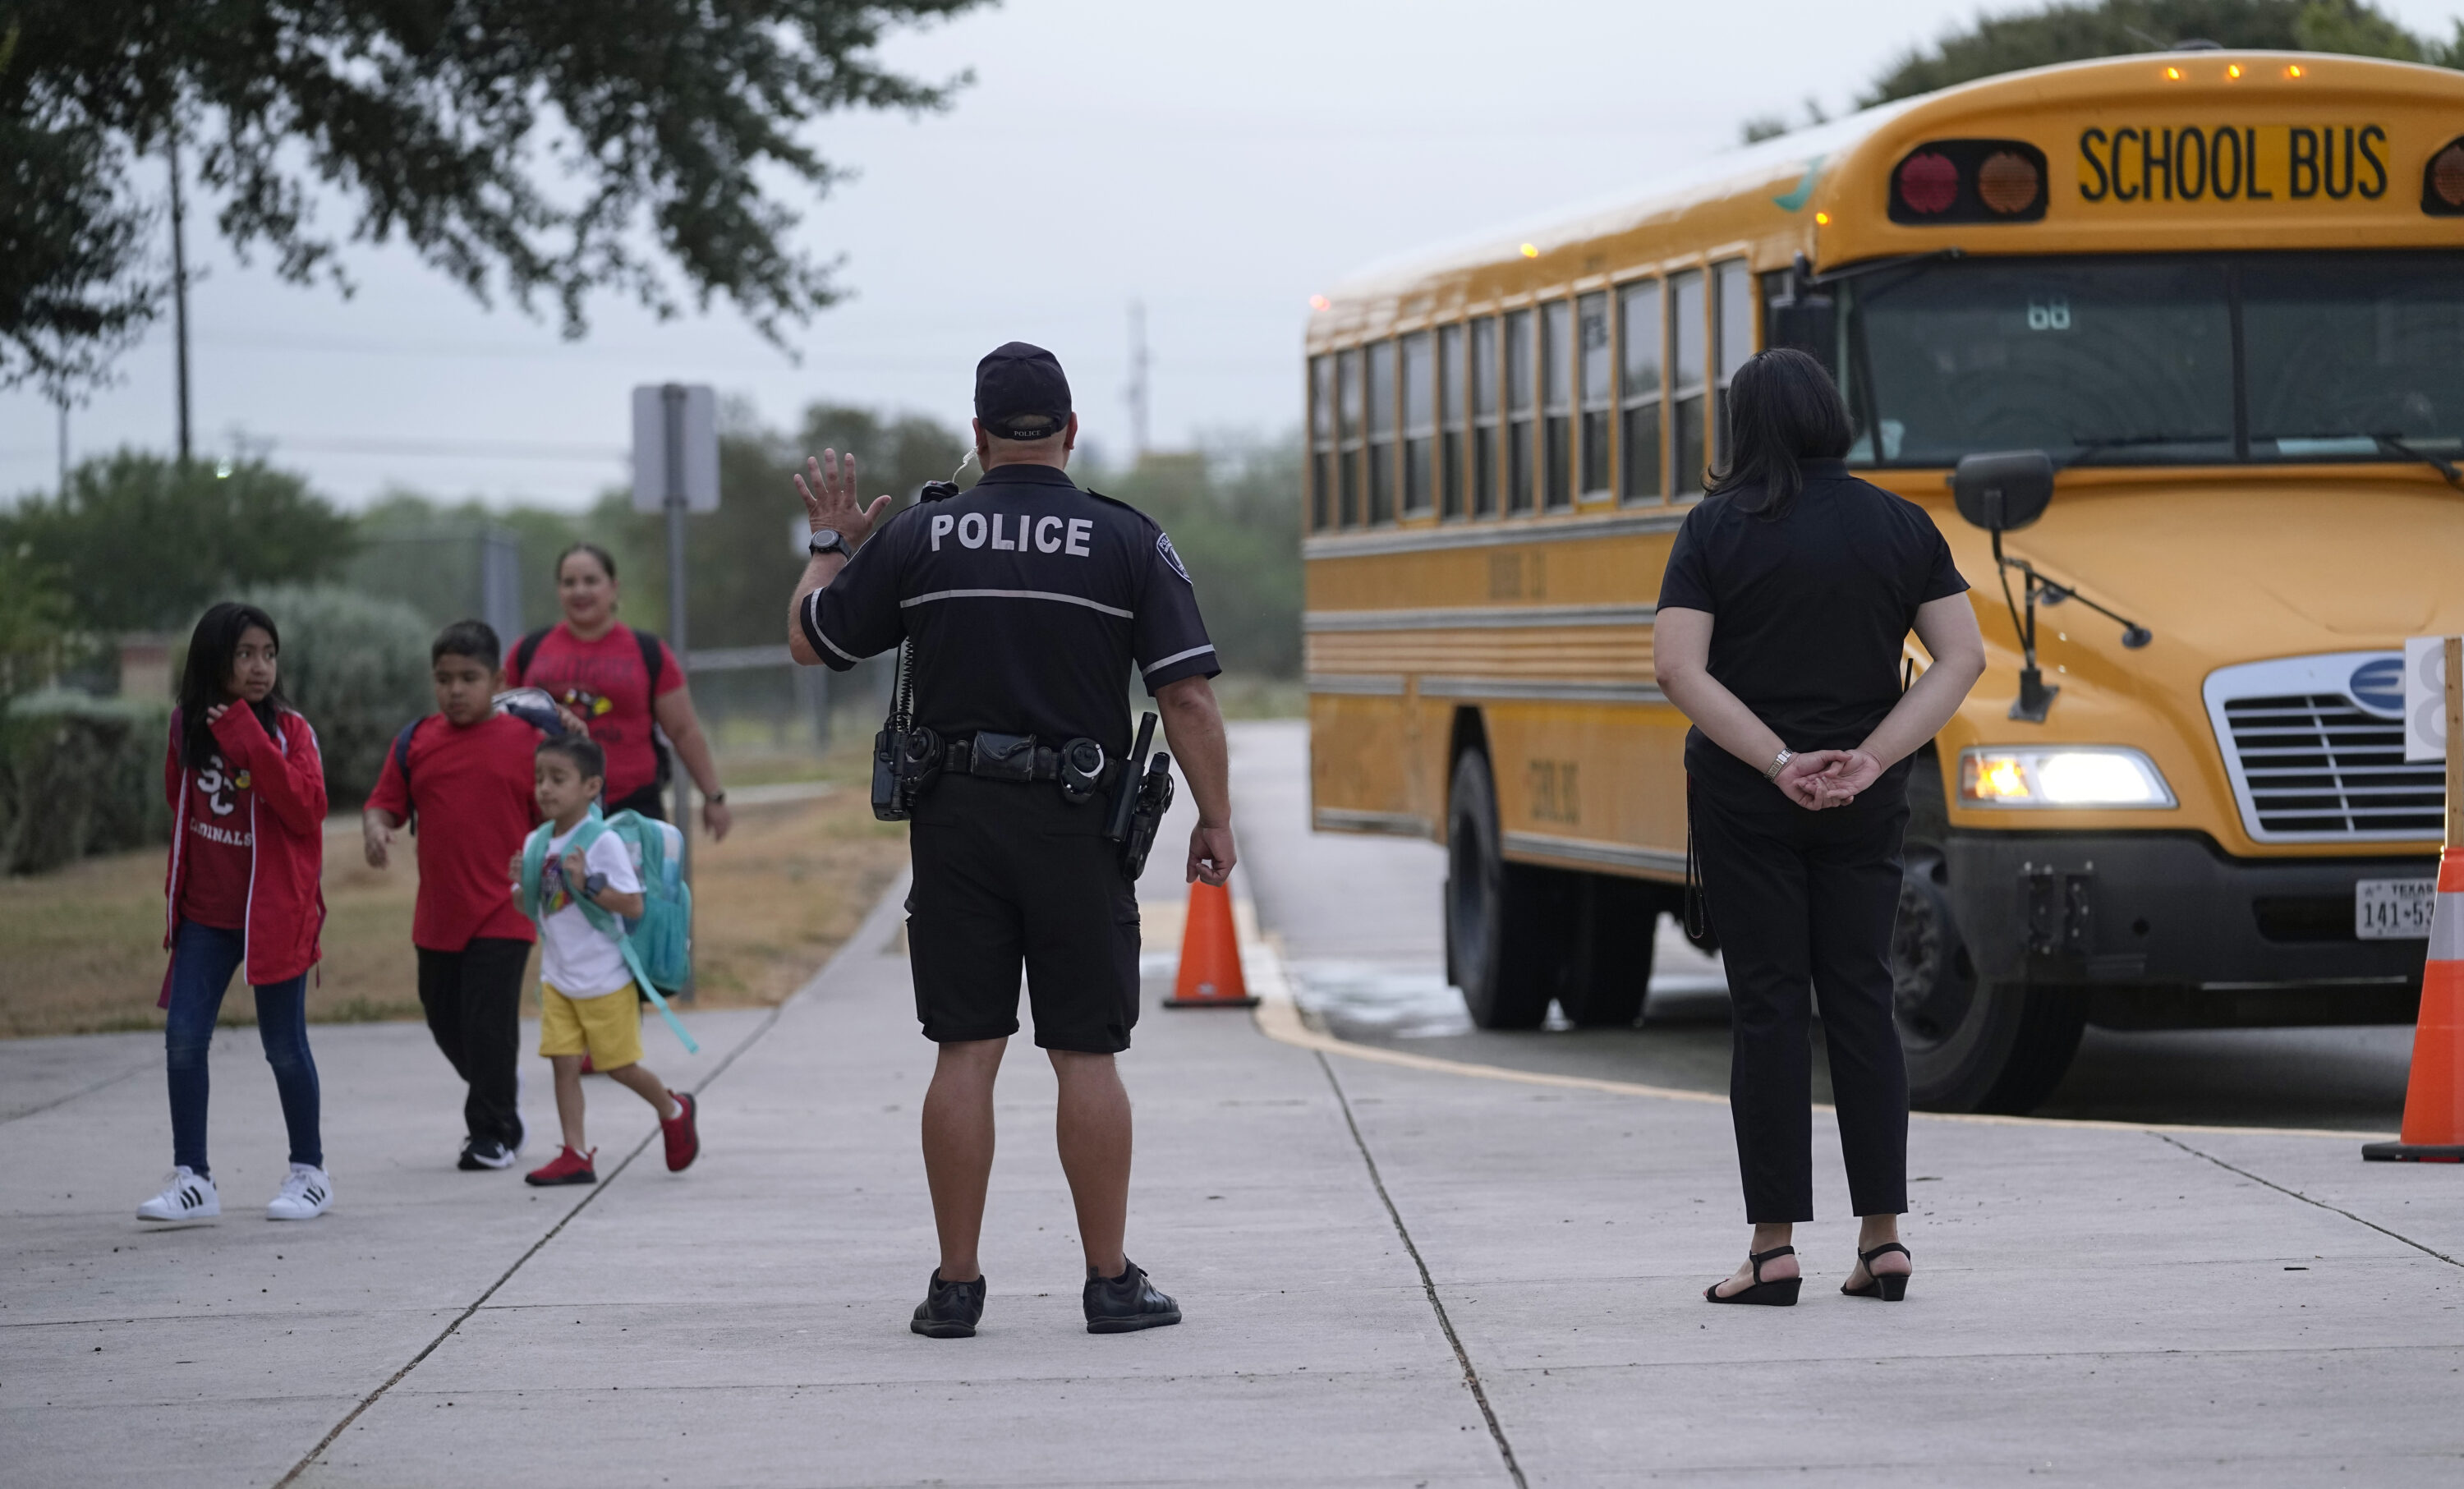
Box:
[800,462,1219,764]
[1657,458,1967,796]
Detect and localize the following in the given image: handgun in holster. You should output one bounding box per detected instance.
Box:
[871,638,941,822]
[1105,712,1175,880]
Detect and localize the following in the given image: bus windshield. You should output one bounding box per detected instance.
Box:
[1839,252,2464,468]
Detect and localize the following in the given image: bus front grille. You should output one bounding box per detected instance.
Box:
[2219,693,2444,838]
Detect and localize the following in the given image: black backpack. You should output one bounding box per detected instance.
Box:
[513,625,675,791]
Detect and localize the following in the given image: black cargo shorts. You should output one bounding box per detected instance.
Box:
[903,775,1142,1055]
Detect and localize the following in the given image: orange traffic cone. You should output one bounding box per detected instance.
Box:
[1165,879,1258,1009]
[2365,844,2464,1161]
[2367,633,2464,1162]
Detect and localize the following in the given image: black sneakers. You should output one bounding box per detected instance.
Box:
[911,1270,988,1339]
[1084,1259,1181,1334]
[458,1137,516,1171]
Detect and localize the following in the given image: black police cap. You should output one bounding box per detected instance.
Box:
[975,342,1073,440]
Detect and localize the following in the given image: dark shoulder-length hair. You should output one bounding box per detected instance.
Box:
[1703,347,1855,518]
[177,601,289,768]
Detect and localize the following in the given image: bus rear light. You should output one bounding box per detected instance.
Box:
[2426,139,2464,214]
[1977,151,2042,214]
[1896,152,1959,214]
[1887,139,2049,224]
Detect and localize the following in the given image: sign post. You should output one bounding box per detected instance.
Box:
[631,384,719,996]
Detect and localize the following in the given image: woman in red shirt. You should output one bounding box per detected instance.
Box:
[504,544,732,839]
[137,602,333,1226]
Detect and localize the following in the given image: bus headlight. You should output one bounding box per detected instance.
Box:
[1958,747,2177,808]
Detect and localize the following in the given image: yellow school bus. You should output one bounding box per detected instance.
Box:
[1302,50,2464,1111]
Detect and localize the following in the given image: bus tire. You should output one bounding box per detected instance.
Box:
[1446,750,1552,1030]
[1556,873,1657,1028]
[1893,756,2085,1114]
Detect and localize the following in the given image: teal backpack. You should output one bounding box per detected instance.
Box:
[518,807,698,1055]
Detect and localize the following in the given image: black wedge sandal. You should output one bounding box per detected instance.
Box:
[1841,1242,1911,1301]
[1704,1245,1800,1306]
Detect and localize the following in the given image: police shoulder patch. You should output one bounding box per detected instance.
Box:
[1156,531,1191,582]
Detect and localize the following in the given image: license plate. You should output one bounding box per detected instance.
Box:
[2356,879,2436,940]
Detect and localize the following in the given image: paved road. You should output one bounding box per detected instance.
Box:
[4,719,2459,1486]
[1231,720,2416,1133]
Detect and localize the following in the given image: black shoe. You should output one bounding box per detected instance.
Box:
[910,1270,986,1339]
[1842,1242,1912,1301]
[458,1137,515,1171]
[1084,1259,1181,1334]
[1704,1245,1801,1306]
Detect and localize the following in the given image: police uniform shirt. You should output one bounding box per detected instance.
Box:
[800,461,1219,767]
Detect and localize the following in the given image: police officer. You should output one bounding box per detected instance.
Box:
[784,342,1235,1340]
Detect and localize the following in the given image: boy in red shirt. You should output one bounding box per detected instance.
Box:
[365,621,559,1171]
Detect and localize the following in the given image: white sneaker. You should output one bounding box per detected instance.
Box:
[266,1164,333,1221]
[136,1166,220,1224]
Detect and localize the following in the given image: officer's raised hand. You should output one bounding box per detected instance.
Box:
[794,448,893,551]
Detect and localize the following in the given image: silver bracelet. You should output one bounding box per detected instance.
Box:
[1763,748,1795,782]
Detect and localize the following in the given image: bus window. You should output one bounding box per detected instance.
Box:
[1578,292,1612,499]
[1402,331,1435,516]
[1713,260,1753,467]
[1671,270,1707,495]
[1473,317,1501,517]
[1309,354,1335,531]
[1542,300,1574,509]
[1620,279,1663,501]
[1507,308,1536,513]
[1845,257,2232,466]
[1338,347,1363,526]
[1439,324,1467,518]
[1367,340,1398,524]
[2243,253,2464,462]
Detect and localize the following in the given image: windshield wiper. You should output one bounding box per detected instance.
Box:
[2371,433,2464,492]
[2059,433,2233,469]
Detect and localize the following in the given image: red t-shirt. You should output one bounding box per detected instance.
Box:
[365,713,545,951]
[503,623,682,803]
[177,747,255,931]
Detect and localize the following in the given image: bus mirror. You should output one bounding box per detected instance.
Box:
[1768,295,1834,356]
[1952,450,2054,532]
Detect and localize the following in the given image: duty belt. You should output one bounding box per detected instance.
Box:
[943,731,1124,790]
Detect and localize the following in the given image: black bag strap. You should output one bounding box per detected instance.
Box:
[1683,773,1710,944]
[389,719,421,788]
[513,626,551,680]
[634,627,664,694]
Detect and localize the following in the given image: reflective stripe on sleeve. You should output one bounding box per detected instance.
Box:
[1141,644,1217,675]
[801,591,861,664]
[898,588,1133,618]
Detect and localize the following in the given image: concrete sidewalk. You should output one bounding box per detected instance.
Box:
[4,719,2462,1485]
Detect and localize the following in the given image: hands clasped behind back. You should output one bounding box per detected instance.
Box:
[1772,749,1885,810]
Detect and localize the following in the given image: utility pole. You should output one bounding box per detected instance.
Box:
[56,396,68,498]
[1126,299,1151,462]
[168,132,192,466]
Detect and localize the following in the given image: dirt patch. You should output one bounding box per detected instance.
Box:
[0,765,908,1038]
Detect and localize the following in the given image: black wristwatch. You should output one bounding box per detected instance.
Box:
[582,871,609,902]
[807,527,853,560]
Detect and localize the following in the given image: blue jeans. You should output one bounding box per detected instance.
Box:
[164,920,322,1176]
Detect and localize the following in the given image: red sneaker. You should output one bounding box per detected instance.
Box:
[661,1091,700,1173]
[525,1145,597,1186]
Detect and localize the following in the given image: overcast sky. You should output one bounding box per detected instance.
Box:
[6,0,2461,508]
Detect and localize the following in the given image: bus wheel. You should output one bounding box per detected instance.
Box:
[1556,874,1657,1028]
[1892,849,2085,1114]
[1446,750,1552,1029]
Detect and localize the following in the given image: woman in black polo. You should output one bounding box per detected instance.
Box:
[1656,349,1986,1306]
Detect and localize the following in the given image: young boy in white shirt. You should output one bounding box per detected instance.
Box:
[518,735,701,1185]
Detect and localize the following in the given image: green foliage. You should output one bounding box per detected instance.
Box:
[1861,1,2455,108]
[0,540,71,700]
[229,583,433,807]
[1091,435,1305,680]
[1,452,357,634]
[0,689,171,875]
[1,0,986,395]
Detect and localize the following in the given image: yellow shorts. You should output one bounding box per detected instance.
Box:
[540,982,643,1069]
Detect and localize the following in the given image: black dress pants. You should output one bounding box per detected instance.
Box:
[416,938,531,1147]
[1692,778,1910,1223]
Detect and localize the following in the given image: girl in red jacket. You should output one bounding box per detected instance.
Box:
[136,602,333,1225]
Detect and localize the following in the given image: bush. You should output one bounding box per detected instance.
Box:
[231,584,434,807]
[0,689,172,875]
